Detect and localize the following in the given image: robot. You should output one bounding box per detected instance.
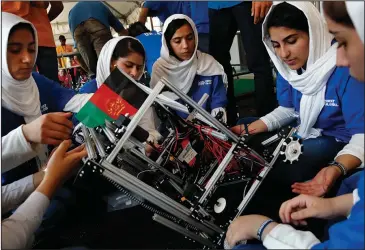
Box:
[72,71,302,248]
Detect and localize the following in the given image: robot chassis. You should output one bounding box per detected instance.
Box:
[74,76,303,248]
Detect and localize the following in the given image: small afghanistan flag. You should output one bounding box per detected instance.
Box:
[76,68,147,128]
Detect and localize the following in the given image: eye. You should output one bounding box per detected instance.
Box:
[187,35,194,40]
[272,43,280,49]
[172,38,181,44]
[287,38,297,45]
[337,42,347,49]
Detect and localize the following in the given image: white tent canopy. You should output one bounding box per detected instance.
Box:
[51,1,162,46]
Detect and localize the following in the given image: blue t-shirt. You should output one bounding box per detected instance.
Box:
[187,2,209,34]
[68,2,124,36]
[312,171,364,249]
[2,73,76,185]
[136,31,162,74]
[79,79,98,94]
[144,1,189,24]
[175,75,228,119]
[144,1,209,34]
[208,1,242,10]
[276,67,364,143]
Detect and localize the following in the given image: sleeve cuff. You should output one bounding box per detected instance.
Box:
[263,224,320,249]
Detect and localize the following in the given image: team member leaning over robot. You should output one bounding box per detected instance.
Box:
[225,1,364,249]
[78,35,162,144]
[230,2,364,215]
[2,13,93,185]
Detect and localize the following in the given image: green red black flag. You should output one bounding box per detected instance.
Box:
[76,68,147,128]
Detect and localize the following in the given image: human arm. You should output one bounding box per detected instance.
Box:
[279,194,354,227]
[209,75,228,123]
[292,78,364,196]
[138,7,150,24]
[47,1,63,22]
[1,140,86,249]
[106,5,126,35]
[225,214,320,249]
[1,172,44,215]
[251,1,272,24]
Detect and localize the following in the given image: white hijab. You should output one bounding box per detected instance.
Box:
[150,14,227,100]
[96,36,145,88]
[262,1,337,139]
[346,2,364,44]
[1,12,41,123]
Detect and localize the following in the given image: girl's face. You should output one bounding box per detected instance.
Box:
[269,26,310,70]
[325,15,364,82]
[111,52,144,80]
[7,28,36,80]
[169,24,195,61]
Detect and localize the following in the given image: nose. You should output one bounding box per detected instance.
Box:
[129,66,138,78]
[336,47,349,67]
[278,46,290,59]
[21,51,31,64]
[181,39,188,49]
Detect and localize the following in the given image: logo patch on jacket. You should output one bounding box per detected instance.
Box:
[198,80,212,86]
[40,104,48,113]
[325,99,339,107]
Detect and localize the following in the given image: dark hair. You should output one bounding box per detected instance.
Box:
[164,19,193,59]
[128,21,150,37]
[59,35,66,41]
[266,2,309,34]
[112,38,146,61]
[9,23,35,40]
[323,1,354,28]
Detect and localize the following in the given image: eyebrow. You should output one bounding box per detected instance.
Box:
[271,34,298,43]
[329,30,338,35]
[172,32,194,40]
[8,41,36,46]
[126,60,143,67]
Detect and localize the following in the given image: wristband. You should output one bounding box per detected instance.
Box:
[257,219,274,241]
[328,161,347,176]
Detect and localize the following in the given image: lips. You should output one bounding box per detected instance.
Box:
[284,59,296,66]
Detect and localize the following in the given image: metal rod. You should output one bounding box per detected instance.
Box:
[101,161,218,235]
[153,214,215,248]
[160,77,239,143]
[261,134,279,146]
[199,143,236,203]
[81,125,97,160]
[187,93,209,121]
[106,81,165,163]
[201,128,228,141]
[136,82,217,129]
[129,147,184,185]
[168,179,184,195]
[235,127,297,218]
[102,126,117,144]
[88,128,106,158]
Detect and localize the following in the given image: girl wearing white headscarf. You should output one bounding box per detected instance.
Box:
[79,36,162,142]
[150,14,228,123]
[323,1,364,82]
[2,12,91,184]
[231,2,364,196]
[224,2,365,250]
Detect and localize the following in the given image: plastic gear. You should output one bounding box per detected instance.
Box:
[280,137,303,164]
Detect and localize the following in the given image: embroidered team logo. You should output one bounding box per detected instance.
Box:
[106,99,126,117]
[325,99,339,107]
[41,104,48,113]
[198,80,212,86]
